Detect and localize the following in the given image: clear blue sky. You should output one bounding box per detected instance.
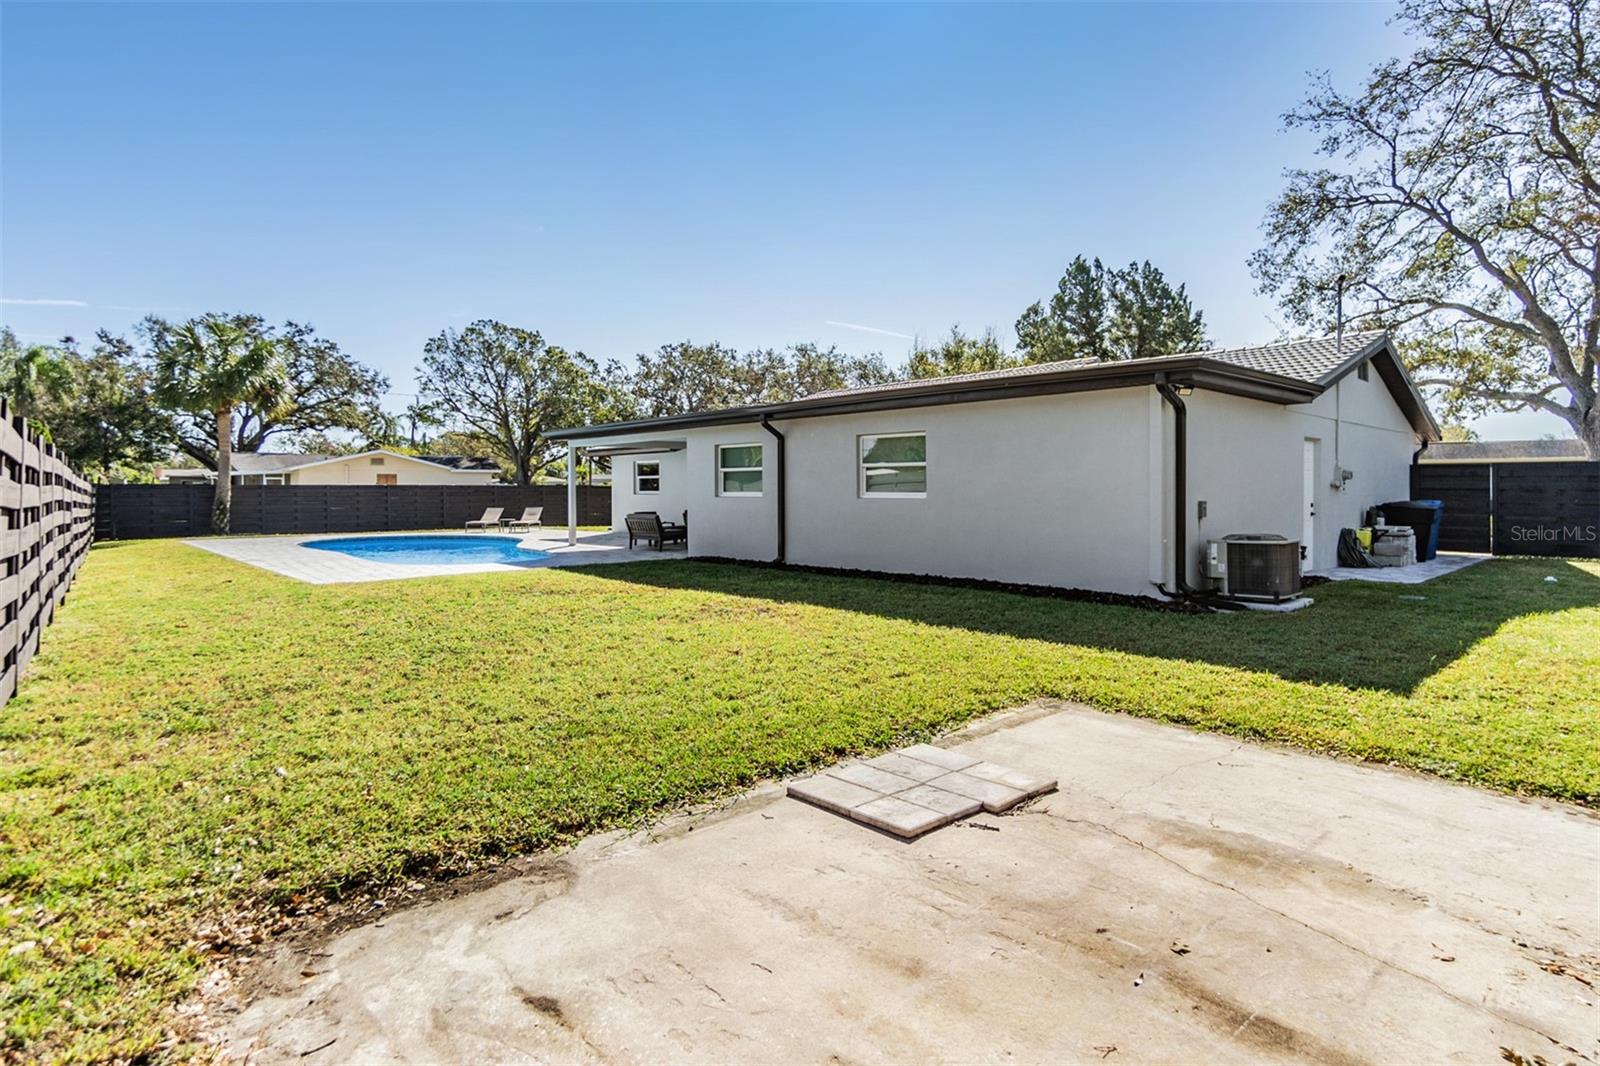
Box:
[0,2,1562,439]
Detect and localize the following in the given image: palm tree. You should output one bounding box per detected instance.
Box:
[152,316,285,533]
[0,332,76,436]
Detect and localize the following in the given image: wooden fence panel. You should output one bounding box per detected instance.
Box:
[1410,464,1492,552]
[1491,461,1600,558]
[1412,460,1599,558]
[0,400,95,712]
[95,482,611,539]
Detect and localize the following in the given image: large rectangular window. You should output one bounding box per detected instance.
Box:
[717,444,763,496]
[635,460,660,494]
[859,433,927,497]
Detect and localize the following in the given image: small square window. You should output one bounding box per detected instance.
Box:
[716,444,763,496]
[635,460,660,494]
[1357,360,1370,381]
[859,433,927,497]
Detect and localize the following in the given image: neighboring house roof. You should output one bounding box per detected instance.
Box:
[553,332,1440,441]
[227,450,498,475]
[414,454,501,471]
[1417,439,1591,463]
[229,453,330,474]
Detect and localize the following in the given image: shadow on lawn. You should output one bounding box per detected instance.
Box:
[570,556,1600,696]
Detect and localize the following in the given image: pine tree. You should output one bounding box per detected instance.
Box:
[1018,256,1205,363]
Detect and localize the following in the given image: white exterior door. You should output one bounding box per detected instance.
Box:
[1301,438,1317,566]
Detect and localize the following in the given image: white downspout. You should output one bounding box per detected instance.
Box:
[566,442,577,546]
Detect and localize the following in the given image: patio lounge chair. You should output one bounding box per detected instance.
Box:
[625,511,687,551]
[465,507,504,531]
[504,506,543,531]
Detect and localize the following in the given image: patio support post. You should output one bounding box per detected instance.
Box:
[566,442,577,546]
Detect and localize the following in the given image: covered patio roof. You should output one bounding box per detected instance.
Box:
[578,439,686,458]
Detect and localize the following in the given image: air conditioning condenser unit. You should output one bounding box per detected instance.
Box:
[1204,535,1302,602]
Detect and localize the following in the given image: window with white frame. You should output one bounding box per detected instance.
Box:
[635,460,660,494]
[859,433,927,497]
[716,444,763,496]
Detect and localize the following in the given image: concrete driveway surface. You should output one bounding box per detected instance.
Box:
[218,702,1599,1064]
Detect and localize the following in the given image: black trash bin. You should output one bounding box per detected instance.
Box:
[1378,500,1444,562]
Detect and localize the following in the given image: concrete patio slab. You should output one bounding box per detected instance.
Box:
[184,529,680,584]
[217,702,1599,1065]
[1319,551,1489,584]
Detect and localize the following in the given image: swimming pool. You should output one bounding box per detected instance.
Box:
[302,535,551,566]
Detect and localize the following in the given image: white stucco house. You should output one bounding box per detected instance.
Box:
[552,332,1440,599]
[158,450,501,486]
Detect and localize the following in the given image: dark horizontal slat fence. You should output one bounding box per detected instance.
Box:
[1409,464,1493,552]
[94,483,610,540]
[1411,460,1599,558]
[0,400,95,711]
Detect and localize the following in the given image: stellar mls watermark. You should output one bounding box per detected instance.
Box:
[1506,523,1599,543]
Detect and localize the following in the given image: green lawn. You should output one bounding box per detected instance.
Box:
[4,541,1597,1061]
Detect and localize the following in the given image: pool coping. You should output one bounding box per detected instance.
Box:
[183,529,682,585]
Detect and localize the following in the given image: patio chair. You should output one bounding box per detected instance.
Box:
[503,506,543,531]
[465,507,504,532]
[625,511,687,551]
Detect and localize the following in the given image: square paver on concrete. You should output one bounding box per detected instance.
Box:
[850,795,953,837]
[926,770,1029,813]
[787,743,1057,838]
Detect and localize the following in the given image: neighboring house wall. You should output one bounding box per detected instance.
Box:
[609,451,689,526]
[288,455,497,486]
[1185,363,1416,576]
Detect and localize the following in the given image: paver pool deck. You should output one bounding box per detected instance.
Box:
[217,702,1599,1065]
[186,529,679,584]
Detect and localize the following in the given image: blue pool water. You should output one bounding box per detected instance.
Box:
[302,535,550,566]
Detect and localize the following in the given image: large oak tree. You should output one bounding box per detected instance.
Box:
[1251,0,1599,455]
[417,320,622,484]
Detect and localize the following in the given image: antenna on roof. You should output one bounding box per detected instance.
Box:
[1335,273,1349,353]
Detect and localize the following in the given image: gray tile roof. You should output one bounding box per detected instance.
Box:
[553,330,1437,441]
[802,331,1389,401]
[805,357,1101,400]
[1418,439,1590,463]
[230,453,330,474]
[1188,331,1388,385]
[416,454,501,471]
